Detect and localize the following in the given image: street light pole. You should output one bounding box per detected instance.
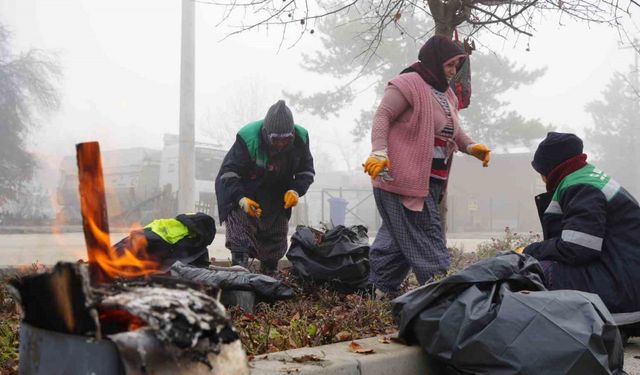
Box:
[178,0,196,213]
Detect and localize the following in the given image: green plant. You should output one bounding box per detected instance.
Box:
[230,271,396,356]
[0,318,19,364]
[0,278,19,375]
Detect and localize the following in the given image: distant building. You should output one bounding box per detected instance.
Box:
[447,152,544,233]
[57,147,162,224]
[158,134,227,216]
[56,135,228,225]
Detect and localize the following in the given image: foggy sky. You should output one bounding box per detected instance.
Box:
[1,0,639,172]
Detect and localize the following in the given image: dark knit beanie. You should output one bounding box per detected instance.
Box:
[532,132,584,176]
[263,100,294,135]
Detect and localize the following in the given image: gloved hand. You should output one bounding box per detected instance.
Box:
[283,190,299,209]
[239,197,262,218]
[363,150,390,179]
[514,246,524,254]
[467,143,491,167]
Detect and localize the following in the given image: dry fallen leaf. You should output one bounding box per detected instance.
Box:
[335,330,352,341]
[347,341,375,354]
[291,354,323,363]
[279,368,300,373]
[377,335,392,344]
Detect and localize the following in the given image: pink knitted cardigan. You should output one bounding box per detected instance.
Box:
[371,72,474,197]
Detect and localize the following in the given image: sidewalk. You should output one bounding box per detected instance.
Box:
[249,336,640,375]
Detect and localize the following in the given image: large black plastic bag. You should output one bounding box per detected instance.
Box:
[170,262,295,301]
[286,225,370,291]
[392,252,626,375]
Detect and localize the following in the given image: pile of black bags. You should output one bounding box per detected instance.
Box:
[286,225,370,291]
[393,252,626,375]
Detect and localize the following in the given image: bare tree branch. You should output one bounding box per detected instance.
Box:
[205,0,638,68]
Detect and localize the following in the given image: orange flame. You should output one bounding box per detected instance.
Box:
[99,309,147,332]
[77,142,160,279]
[87,218,160,278]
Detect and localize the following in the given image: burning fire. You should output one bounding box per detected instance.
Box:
[77,141,160,279]
[99,309,147,332]
[87,219,160,278]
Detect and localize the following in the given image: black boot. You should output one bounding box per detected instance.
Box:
[260,260,279,277]
[231,251,249,269]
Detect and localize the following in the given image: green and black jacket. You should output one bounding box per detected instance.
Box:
[525,164,640,313]
[215,120,315,223]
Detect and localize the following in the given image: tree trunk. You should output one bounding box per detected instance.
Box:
[427,0,462,38]
[425,0,466,238]
[434,23,455,38]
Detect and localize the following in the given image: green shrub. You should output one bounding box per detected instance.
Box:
[0,280,19,374]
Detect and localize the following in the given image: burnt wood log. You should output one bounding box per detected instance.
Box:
[76,141,111,284]
[96,277,248,374]
[8,262,99,337]
[11,263,249,374]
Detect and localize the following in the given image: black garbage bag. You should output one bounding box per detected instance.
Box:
[113,213,215,271]
[286,225,370,291]
[392,252,626,375]
[170,261,295,301]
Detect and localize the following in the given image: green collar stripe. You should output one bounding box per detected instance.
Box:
[552,164,620,202]
[237,120,307,167]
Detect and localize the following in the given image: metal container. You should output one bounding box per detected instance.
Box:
[19,323,123,375]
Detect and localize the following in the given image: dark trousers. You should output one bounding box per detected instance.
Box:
[369,179,450,292]
[224,207,289,264]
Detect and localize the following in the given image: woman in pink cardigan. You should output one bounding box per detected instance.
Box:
[363,35,491,298]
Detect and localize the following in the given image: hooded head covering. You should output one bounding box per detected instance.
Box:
[401,35,466,92]
[532,132,584,176]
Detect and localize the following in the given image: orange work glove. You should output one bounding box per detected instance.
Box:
[514,246,525,254]
[363,150,390,179]
[467,143,491,167]
[239,197,262,218]
[283,190,299,209]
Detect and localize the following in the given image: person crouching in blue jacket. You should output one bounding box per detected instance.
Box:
[215,100,315,275]
[523,132,640,313]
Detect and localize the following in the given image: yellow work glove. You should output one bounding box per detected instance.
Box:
[284,190,299,209]
[467,143,491,167]
[514,246,525,254]
[239,197,262,218]
[363,150,390,179]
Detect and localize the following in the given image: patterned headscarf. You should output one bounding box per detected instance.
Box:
[401,35,466,92]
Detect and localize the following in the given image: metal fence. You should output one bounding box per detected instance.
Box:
[292,188,381,231]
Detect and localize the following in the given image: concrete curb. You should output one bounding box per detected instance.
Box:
[249,336,428,375]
